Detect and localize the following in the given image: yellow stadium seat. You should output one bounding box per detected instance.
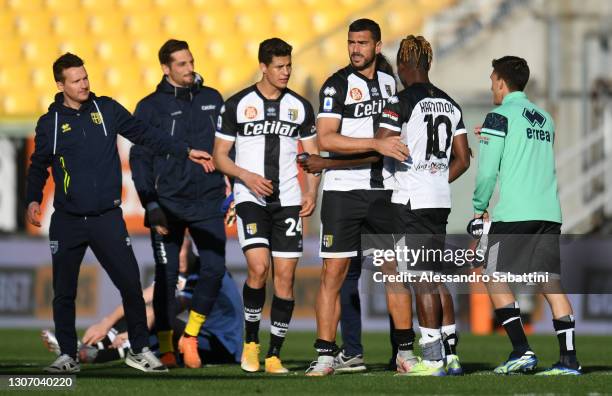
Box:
[0,12,16,37]
[31,66,54,90]
[117,0,153,11]
[0,40,23,65]
[142,66,162,88]
[80,0,112,11]
[89,12,126,37]
[23,39,61,66]
[227,0,252,8]
[59,37,97,63]
[0,66,35,92]
[263,0,302,11]
[189,0,226,12]
[236,11,272,35]
[2,92,41,115]
[52,12,89,37]
[199,11,236,35]
[125,14,164,36]
[7,0,45,12]
[154,0,190,9]
[385,12,422,38]
[207,37,246,63]
[273,11,311,36]
[44,0,81,11]
[311,9,349,34]
[15,12,53,37]
[96,40,134,62]
[133,38,164,62]
[162,12,200,37]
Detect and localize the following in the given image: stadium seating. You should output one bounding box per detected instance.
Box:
[0,0,455,116]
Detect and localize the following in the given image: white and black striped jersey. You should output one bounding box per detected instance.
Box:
[379,82,466,209]
[317,65,396,191]
[216,85,316,207]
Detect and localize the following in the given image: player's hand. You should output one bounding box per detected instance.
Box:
[148,206,168,236]
[27,201,42,227]
[241,171,273,197]
[374,136,410,162]
[298,154,327,174]
[300,193,317,217]
[110,332,128,349]
[82,320,112,346]
[189,149,215,172]
[474,211,489,222]
[474,125,482,135]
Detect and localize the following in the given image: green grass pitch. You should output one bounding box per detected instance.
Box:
[0,330,610,395]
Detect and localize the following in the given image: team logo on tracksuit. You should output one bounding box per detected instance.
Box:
[90,112,102,124]
[50,241,59,254]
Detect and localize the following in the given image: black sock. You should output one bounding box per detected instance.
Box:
[553,315,578,369]
[495,304,530,355]
[267,295,294,358]
[392,328,415,351]
[314,339,337,357]
[243,283,266,343]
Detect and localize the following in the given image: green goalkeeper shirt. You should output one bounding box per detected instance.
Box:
[472,91,562,223]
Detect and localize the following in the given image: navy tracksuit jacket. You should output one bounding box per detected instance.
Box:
[129,75,227,328]
[26,92,189,359]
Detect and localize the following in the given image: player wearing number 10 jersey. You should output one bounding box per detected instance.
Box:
[375,35,470,376]
[213,38,321,374]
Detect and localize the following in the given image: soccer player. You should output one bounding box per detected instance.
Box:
[472,56,581,375]
[25,53,210,373]
[374,35,470,376]
[305,19,409,376]
[213,38,320,374]
[129,39,228,369]
[42,238,243,366]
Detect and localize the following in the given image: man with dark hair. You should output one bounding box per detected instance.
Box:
[373,35,470,376]
[473,56,581,375]
[26,52,211,373]
[213,37,320,374]
[129,39,228,369]
[303,19,408,376]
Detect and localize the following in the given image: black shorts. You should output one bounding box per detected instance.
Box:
[319,190,393,258]
[484,220,561,276]
[236,202,302,258]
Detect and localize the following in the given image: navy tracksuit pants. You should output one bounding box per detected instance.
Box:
[49,208,148,359]
[150,215,226,333]
[340,255,397,358]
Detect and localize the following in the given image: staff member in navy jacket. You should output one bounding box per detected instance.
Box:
[129,39,229,369]
[25,52,211,374]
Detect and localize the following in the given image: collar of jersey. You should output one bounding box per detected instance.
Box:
[348,64,379,82]
[253,84,287,102]
[502,91,527,104]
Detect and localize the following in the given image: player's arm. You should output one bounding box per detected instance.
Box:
[82,286,152,345]
[317,117,407,160]
[129,101,169,235]
[298,152,381,174]
[299,136,321,217]
[449,134,470,183]
[25,118,53,227]
[473,112,507,215]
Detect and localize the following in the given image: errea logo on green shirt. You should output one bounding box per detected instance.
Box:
[523,108,551,142]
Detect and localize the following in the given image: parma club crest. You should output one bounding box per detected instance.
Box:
[323,234,334,248]
[90,112,102,124]
[246,223,258,235]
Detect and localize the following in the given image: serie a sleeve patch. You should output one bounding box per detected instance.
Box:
[481,112,508,138]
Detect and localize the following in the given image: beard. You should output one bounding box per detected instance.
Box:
[350,52,376,71]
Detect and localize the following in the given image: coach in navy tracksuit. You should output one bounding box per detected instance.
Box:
[129,40,228,369]
[26,53,210,373]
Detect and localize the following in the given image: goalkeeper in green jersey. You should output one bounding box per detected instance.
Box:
[472,56,580,376]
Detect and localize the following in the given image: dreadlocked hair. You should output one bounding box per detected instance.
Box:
[397,35,433,71]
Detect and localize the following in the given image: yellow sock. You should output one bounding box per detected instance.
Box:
[185,311,206,337]
[158,330,174,354]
